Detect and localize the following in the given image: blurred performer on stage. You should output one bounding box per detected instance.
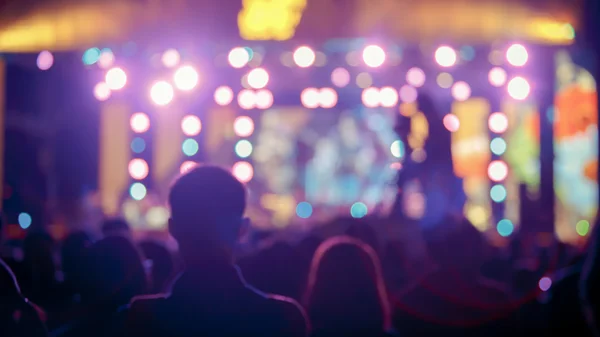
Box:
[393,94,466,229]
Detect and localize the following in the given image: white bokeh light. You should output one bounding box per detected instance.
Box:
[362,45,386,68]
[173,65,199,91]
[150,81,174,106]
[507,76,531,100]
[247,68,269,89]
[214,86,234,106]
[293,46,316,68]
[435,46,457,67]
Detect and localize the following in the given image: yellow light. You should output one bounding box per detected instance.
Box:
[238,0,307,41]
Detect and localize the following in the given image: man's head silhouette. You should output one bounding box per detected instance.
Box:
[168,165,247,265]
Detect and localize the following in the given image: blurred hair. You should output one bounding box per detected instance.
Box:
[101,218,130,237]
[304,236,391,333]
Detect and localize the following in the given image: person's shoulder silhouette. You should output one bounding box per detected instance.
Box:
[123,165,308,337]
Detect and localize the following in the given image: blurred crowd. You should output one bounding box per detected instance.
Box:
[1,165,600,337]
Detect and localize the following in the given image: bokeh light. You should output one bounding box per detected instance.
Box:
[576,220,591,236]
[238,89,256,109]
[488,160,509,182]
[331,68,351,87]
[488,67,508,87]
[362,45,386,68]
[180,161,197,174]
[130,112,151,133]
[490,184,507,202]
[490,137,507,155]
[37,51,54,70]
[406,67,426,87]
[232,161,254,183]
[105,67,127,90]
[235,140,253,158]
[506,44,528,67]
[18,213,32,229]
[451,81,471,101]
[507,76,531,100]
[399,85,418,103]
[356,72,373,88]
[362,87,380,108]
[173,65,199,91]
[130,183,147,201]
[380,87,399,108]
[301,88,320,108]
[436,72,454,88]
[131,137,146,153]
[350,202,368,218]
[488,112,509,133]
[460,46,476,61]
[390,140,405,158]
[93,82,111,101]
[182,139,199,156]
[214,86,234,106]
[293,46,316,68]
[247,68,269,89]
[181,115,202,136]
[255,89,274,109]
[296,202,313,219]
[442,114,460,132]
[496,219,514,237]
[319,88,338,108]
[435,46,457,67]
[228,47,251,68]
[162,49,180,68]
[98,49,115,69]
[539,277,552,292]
[129,158,149,180]
[83,47,101,65]
[233,116,255,137]
[150,81,174,106]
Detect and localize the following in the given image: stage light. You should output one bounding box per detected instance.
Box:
[442,114,460,132]
[255,89,274,109]
[296,202,313,219]
[399,85,418,103]
[247,68,269,89]
[238,89,256,109]
[488,112,509,133]
[17,213,32,229]
[301,88,320,108]
[37,51,54,70]
[93,82,111,101]
[214,86,234,106]
[539,277,552,292]
[150,81,174,106]
[182,139,199,156]
[436,72,453,88]
[293,46,316,68]
[361,87,380,108]
[380,86,399,107]
[331,68,350,87]
[173,65,199,91]
[490,184,507,202]
[507,76,530,100]
[362,45,386,68]
[130,182,147,201]
[98,49,115,69]
[451,81,471,101]
[181,115,202,136]
[232,161,254,183]
[83,47,101,65]
[350,202,368,218]
[130,113,151,133]
[506,44,528,67]
[131,137,146,153]
[496,219,514,237]
[105,67,127,90]
[180,161,197,174]
[234,116,255,137]
[435,46,457,67]
[390,140,405,158]
[235,140,253,158]
[129,158,149,180]
[488,67,507,87]
[356,72,373,88]
[490,137,507,155]
[228,47,250,68]
[406,67,426,87]
[577,220,591,236]
[162,49,180,68]
[319,88,338,108]
[488,160,509,182]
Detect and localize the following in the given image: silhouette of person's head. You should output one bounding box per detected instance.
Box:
[101,218,131,237]
[304,236,391,334]
[81,236,146,309]
[139,240,175,293]
[168,165,247,265]
[61,231,92,288]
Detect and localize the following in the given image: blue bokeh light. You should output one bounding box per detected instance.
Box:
[131,137,146,153]
[350,202,368,218]
[497,219,514,237]
[18,213,32,229]
[490,184,507,202]
[490,137,507,155]
[296,202,313,219]
[130,183,147,201]
[182,139,199,156]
